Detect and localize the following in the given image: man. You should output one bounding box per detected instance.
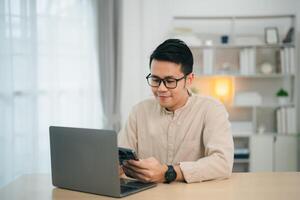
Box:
[118,39,233,183]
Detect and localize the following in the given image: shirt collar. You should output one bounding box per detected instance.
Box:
[160,90,193,116]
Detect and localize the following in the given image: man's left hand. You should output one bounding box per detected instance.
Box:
[122,157,168,183]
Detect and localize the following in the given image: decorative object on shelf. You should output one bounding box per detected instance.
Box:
[282,27,294,44]
[265,27,279,44]
[257,124,266,134]
[260,62,273,74]
[276,88,289,105]
[205,39,213,46]
[221,35,229,44]
[234,92,262,106]
[220,62,232,73]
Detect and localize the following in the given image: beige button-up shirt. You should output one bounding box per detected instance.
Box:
[118,94,234,183]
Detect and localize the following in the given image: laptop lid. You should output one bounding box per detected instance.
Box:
[49,126,121,197]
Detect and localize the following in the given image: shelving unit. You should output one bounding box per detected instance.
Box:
[171,15,299,172]
[189,45,296,75]
[250,134,299,172]
[190,43,295,49]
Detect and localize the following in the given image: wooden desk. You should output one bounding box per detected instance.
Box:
[0,172,299,200]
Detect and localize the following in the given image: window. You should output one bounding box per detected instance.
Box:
[0,0,103,186]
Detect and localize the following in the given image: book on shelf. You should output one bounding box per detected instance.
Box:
[276,106,297,134]
[289,47,295,74]
[234,148,249,159]
[239,48,256,75]
[203,48,214,74]
[280,47,295,75]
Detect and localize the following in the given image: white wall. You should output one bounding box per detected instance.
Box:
[120,0,173,124]
[120,0,300,126]
[120,1,143,124]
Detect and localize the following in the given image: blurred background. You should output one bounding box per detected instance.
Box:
[0,0,299,187]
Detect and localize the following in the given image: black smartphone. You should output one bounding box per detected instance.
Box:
[118,147,139,165]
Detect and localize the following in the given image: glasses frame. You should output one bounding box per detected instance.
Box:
[146,73,187,89]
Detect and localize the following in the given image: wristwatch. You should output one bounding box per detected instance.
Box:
[164,165,177,183]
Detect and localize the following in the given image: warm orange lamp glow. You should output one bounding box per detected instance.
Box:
[212,77,234,103]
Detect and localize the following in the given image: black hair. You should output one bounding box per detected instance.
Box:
[149,39,193,75]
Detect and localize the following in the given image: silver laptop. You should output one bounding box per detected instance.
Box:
[49,126,156,198]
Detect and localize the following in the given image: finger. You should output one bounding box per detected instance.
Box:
[123,167,136,179]
[123,164,148,176]
[123,167,144,179]
[123,168,151,183]
[126,160,148,169]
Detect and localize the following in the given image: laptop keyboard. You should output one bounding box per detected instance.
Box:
[121,185,140,194]
[120,179,155,194]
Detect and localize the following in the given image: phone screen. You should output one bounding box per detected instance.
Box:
[118,147,138,165]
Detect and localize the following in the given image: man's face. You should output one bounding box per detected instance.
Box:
[149,59,193,111]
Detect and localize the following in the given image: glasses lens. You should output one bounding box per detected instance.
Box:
[148,77,160,87]
[164,79,177,89]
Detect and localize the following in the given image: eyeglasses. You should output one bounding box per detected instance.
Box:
[146,73,186,89]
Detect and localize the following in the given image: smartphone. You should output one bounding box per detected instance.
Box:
[118,147,139,165]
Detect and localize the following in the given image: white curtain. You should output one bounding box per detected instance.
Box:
[0,0,103,187]
[96,0,122,131]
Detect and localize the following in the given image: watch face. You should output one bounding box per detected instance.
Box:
[166,171,176,181]
[165,166,177,183]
